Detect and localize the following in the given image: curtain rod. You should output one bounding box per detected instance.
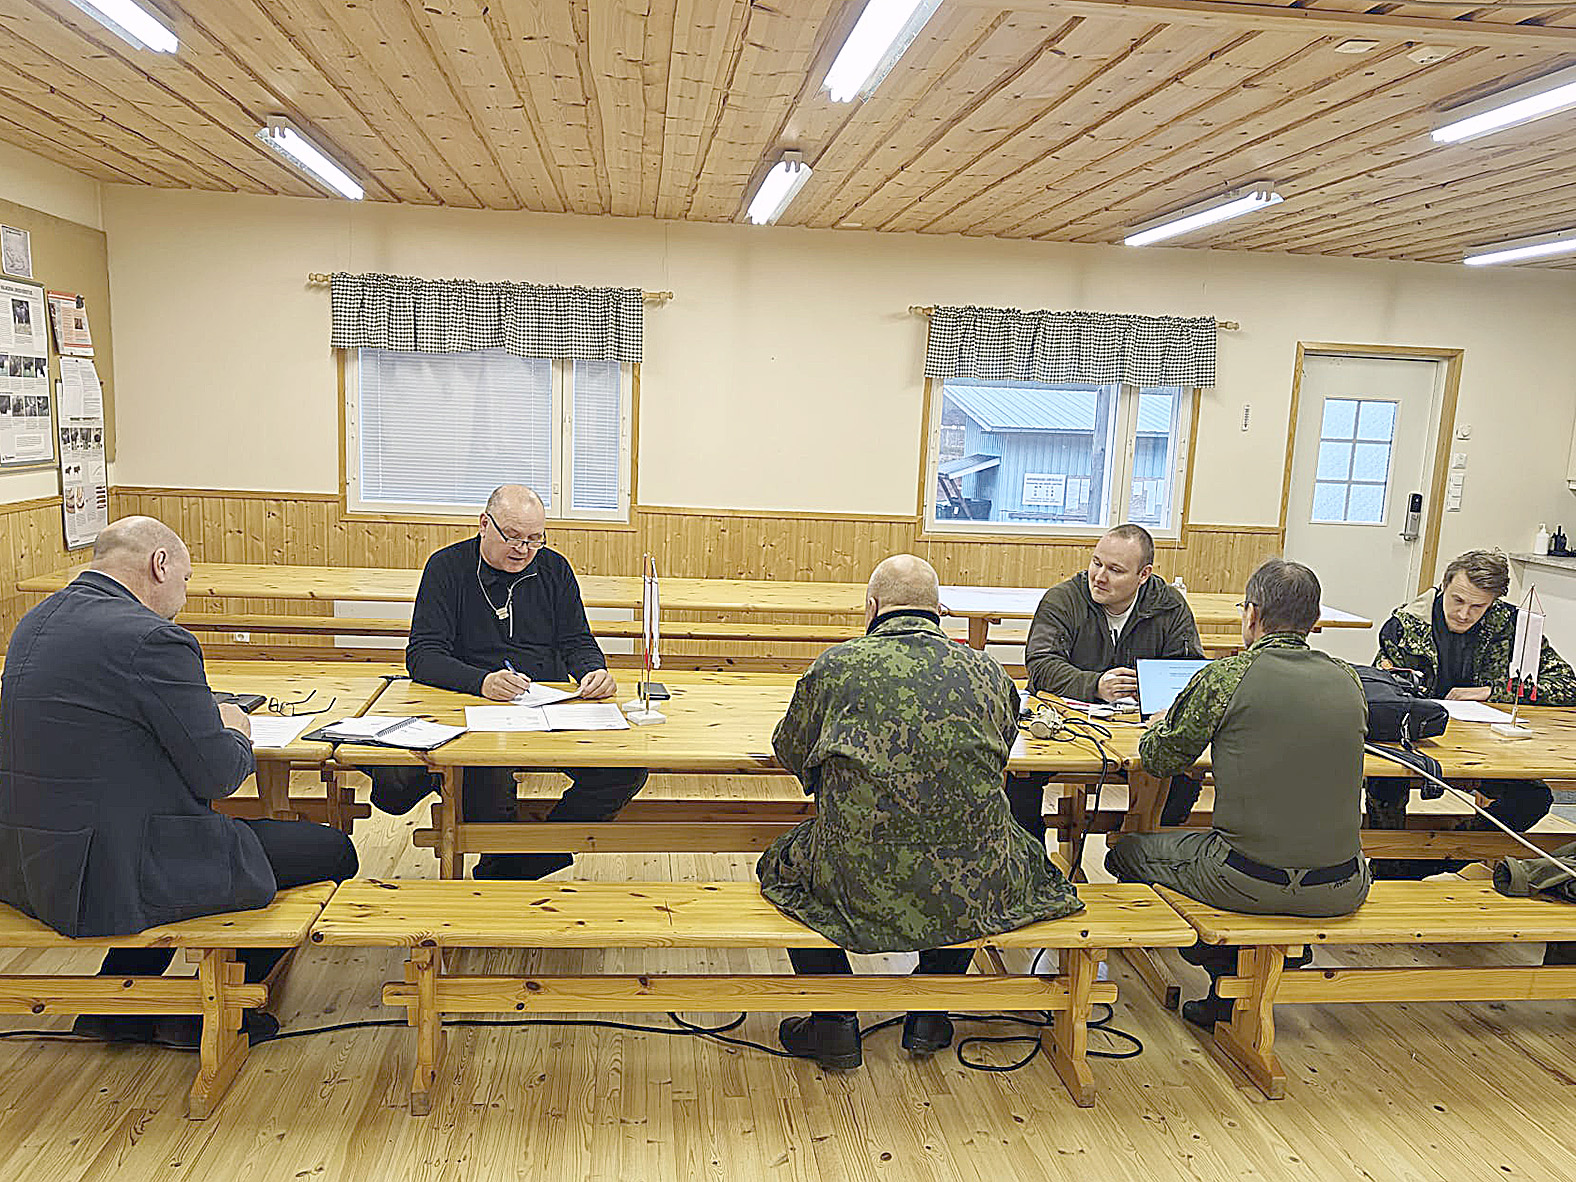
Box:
[907,304,1238,330]
[305,273,674,303]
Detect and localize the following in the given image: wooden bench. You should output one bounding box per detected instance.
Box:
[0,882,336,1118]
[1158,882,1576,1099]
[310,879,1195,1115]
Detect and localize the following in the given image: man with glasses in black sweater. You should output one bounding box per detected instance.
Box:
[365,484,646,879]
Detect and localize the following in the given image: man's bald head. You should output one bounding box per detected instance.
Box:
[91,516,192,619]
[866,554,940,623]
[485,484,544,519]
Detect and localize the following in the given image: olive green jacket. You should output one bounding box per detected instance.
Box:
[1025,572,1203,700]
[1376,590,1576,705]
[756,613,1082,953]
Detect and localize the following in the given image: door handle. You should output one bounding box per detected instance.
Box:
[1400,492,1423,542]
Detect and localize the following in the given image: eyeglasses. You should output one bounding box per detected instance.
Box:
[486,516,548,552]
[267,690,336,717]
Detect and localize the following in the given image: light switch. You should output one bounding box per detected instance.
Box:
[1451,452,1468,469]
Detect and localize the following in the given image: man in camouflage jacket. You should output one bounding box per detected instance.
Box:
[757,555,1082,1069]
[1107,559,1370,1029]
[1368,549,1576,881]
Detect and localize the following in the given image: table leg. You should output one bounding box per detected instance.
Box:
[254,760,297,821]
[1121,770,1168,834]
[437,767,461,880]
[967,616,992,649]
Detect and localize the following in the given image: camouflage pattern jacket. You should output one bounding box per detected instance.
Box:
[756,612,1082,953]
[1377,590,1576,705]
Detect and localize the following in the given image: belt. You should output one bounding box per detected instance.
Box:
[1224,849,1361,887]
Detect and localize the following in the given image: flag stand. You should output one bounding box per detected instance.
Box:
[1492,585,1540,740]
[624,552,667,725]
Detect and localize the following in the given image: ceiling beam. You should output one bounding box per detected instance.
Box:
[985,1,1576,50]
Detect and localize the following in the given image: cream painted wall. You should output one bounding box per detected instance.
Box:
[0,142,104,504]
[0,142,102,232]
[102,186,1576,564]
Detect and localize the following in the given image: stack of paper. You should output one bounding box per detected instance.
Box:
[1433,699,1515,724]
[465,702,630,732]
[248,715,317,749]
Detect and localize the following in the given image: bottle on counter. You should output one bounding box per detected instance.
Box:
[1537,524,1552,554]
[1555,527,1569,556]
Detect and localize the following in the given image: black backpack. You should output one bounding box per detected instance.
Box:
[1354,665,1448,744]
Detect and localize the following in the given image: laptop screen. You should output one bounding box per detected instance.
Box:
[1136,659,1211,717]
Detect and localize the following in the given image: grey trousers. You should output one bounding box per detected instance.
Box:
[1106,829,1370,918]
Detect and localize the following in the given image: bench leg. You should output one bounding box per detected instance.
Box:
[437,768,461,880]
[1121,947,1180,1010]
[408,947,445,1116]
[1046,947,1099,1107]
[187,950,249,1119]
[1214,944,1288,1100]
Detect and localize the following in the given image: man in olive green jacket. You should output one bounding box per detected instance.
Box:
[1014,524,1205,837]
[757,554,1082,1069]
[1107,559,1370,1029]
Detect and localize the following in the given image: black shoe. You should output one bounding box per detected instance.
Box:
[369,767,441,816]
[150,1010,280,1050]
[1544,941,1576,966]
[1284,946,1313,971]
[72,1014,156,1043]
[1178,941,1237,975]
[901,1012,954,1057]
[1181,995,1234,1030]
[473,852,574,881]
[778,1014,861,1069]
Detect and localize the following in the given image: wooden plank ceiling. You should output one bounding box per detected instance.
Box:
[3,0,1576,265]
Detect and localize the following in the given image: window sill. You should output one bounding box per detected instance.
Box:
[917,524,1183,546]
[342,504,637,532]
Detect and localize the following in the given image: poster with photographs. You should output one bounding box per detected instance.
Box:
[58,357,107,549]
[0,277,52,464]
[46,290,93,356]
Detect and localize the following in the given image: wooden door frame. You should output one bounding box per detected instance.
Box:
[1280,342,1464,595]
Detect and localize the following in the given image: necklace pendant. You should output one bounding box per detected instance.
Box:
[494,606,509,620]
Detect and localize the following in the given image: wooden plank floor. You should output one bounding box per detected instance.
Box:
[1,773,1574,1181]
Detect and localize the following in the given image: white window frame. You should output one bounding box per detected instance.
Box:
[922,380,1194,538]
[343,349,634,523]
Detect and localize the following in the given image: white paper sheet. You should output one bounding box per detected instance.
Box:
[319,715,413,739]
[511,684,578,707]
[249,715,317,748]
[466,705,551,732]
[1433,699,1514,724]
[544,702,631,731]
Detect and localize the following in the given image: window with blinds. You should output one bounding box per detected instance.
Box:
[348,348,632,521]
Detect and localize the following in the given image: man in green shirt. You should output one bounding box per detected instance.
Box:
[1107,559,1370,1028]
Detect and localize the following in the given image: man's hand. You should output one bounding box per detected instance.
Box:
[1445,686,1493,702]
[577,668,617,700]
[1097,667,1139,703]
[218,702,252,740]
[481,669,534,701]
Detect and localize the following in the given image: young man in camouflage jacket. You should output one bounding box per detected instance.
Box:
[1368,549,1576,883]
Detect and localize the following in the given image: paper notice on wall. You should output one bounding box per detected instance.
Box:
[46,291,93,356]
[57,356,106,549]
[0,278,52,465]
[1,226,32,279]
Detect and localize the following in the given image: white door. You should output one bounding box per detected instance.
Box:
[1284,353,1446,664]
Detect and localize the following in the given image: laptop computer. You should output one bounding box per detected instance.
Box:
[1136,658,1210,717]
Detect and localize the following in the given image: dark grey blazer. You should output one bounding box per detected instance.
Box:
[0,571,275,937]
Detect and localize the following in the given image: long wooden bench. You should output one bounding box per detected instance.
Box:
[0,882,336,1118]
[1158,882,1576,1099]
[310,879,1195,1115]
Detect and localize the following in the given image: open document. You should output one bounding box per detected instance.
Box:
[308,715,467,751]
[511,684,581,707]
[466,702,630,732]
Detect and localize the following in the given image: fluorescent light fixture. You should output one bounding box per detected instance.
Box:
[823,0,943,103]
[1433,64,1576,144]
[256,117,364,200]
[747,152,812,225]
[65,0,178,53]
[1124,182,1283,247]
[1464,228,1576,266]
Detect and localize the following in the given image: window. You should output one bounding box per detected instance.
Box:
[925,379,1192,535]
[346,348,633,521]
[1311,397,1395,525]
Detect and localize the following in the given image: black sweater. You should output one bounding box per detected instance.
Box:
[405,537,607,696]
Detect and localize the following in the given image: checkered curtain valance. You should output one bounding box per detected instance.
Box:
[330,272,643,363]
[923,306,1216,388]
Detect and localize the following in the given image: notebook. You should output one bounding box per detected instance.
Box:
[1136,659,1211,717]
[301,715,467,752]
